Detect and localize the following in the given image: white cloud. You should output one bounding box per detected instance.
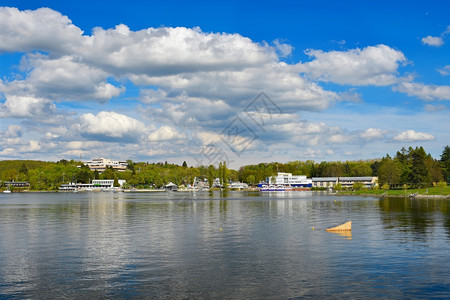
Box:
[134,63,338,113]
[81,25,277,76]
[393,82,450,100]
[0,7,83,54]
[148,126,186,141]
[19,140,42,153]
[326,149,334,155]
[80,111,146,141]
[300,45,407,86]
[421,36,444,47]
[0,54,124,102]
[0,95,57,118]
[298,148,322,159]
[3,125,22,138]
[393,130,435,141]
[424,104,447,112]
[273,39,293,57]
[437,65,450,76]
[328,134,351,144]
[360,128,386,139]
[63,141,104,150]
[0,148,16,156]
[0,7,447,164]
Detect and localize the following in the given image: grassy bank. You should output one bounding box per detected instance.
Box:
[338,185,450,197]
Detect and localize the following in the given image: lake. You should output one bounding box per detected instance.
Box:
[0,191,449,299]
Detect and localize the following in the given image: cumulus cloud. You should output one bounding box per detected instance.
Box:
[299,45,407,86]
[0,95,57,118]
[360,128,386,139]
[424,104,447,112]
[0,7,83,54]
[80,111,146,142]
[81,25,277,76]
[437,65,450,76]
[0,54,124,102]
[273,39,293,57]
[2,125,22,138]
[17,140,43,153]
[328,134,351,144]
[393,82,450,100]
[298,148,323,159]
[148,126,186,141]
[393,130,435,141]
[135,63,338,114]
[421,26,450,47]
[0,6,446,163]
[421,36,444,47]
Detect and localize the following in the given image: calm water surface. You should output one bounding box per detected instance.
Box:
[0,191,449,299]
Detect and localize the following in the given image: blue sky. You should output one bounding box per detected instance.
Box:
[0,0,449,167]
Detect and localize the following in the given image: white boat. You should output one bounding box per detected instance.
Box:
[3,186,11,193]
[260,185,293,192]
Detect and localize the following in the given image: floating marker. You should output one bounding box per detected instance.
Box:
[326,221,352,231]
[219,227,223,231]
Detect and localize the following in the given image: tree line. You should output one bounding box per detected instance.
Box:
[0,146,448,190]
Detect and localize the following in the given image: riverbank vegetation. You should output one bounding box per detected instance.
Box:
[0,145,448,192]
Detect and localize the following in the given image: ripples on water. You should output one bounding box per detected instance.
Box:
[0,191,449,299]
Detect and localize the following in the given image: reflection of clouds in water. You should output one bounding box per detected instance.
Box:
[0,193,449,298]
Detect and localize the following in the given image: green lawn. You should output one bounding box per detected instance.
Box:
[339,185,450,196]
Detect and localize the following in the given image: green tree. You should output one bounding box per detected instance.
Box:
[19,163,28,176]
[246,175,255,185]
[223,161,228,188]
[350,161,373,176]
[101,166,116,180]
[424,154,444,183]
[352,182,365,191]
[75,165,93,183]
[410,147,431,188]
[441,145,450,183]
[378,157,401,188]
[182,161,188,168]
[126,160,135,171]
[1,169,18,182]
[207,165,215,188]
[218,162,223,186]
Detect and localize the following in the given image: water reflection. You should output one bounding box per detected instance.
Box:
[0,192,449,298]
[378,197,449,239]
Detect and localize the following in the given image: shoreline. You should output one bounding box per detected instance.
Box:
[2,189,449,199]
[335,192,450,199]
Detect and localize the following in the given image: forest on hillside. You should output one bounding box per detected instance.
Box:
[0,146,448,190]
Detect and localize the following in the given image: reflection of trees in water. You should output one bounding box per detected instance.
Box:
[378,197,449,238]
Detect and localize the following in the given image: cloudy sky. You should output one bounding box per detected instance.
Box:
[0,0,449,168]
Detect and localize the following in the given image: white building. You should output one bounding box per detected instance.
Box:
[338,177,378,189]
[312,177,378,189]
[59,179,126,191]
[267,172,312,187]
[312,177,338,188]
[85,158,128,173]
